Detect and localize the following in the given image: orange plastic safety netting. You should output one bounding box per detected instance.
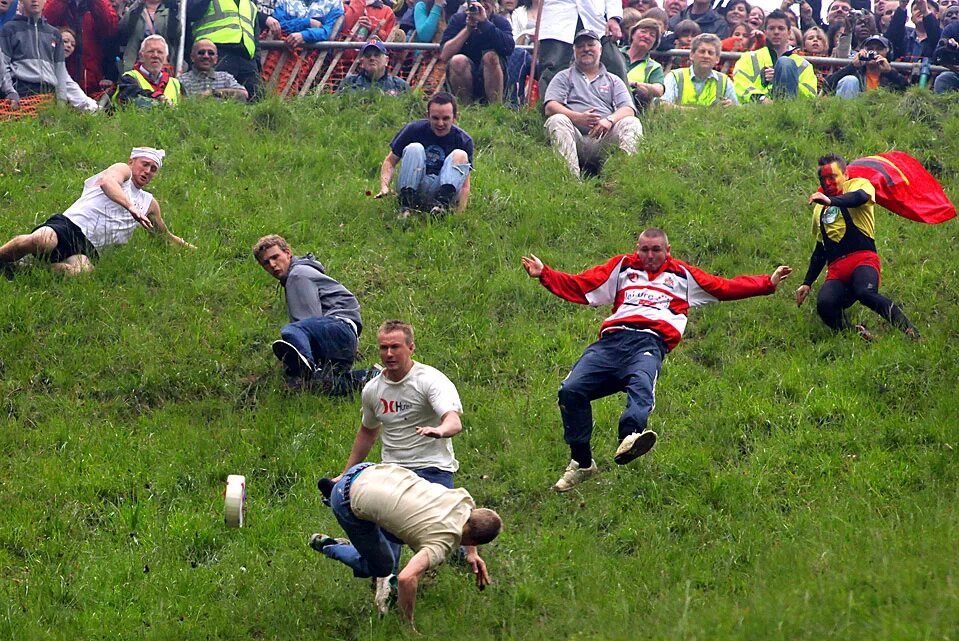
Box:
[0,94,55,121]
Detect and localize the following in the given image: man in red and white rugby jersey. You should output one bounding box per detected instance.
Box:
[522,227,792,492]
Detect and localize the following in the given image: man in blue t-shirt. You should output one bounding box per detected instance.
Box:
[375,92,474,218]
[439,0,514,104]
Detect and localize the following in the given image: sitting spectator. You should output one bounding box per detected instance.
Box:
[724,0,750,33]
[268,0,343,47]
[623,18,665,108]
[747,5,765,30]
[887,0,940,59]
[253,235,370,395]
[509,0,538,45]
[825,33,907,95]
[343,0,396,43]
[663,32,738,105]
[644,7,673,50]
[440,0,514,105]
[0,148,193,277]
[43,0,118,95]
[112,34,183,107]
[942,1,959,27]
[339,38,410,93]
[188,0,262,99]
[117,0,181,73]
[723,21,764,52]
[543,30,642,179]
[411,0,445,42]
[802,25,829,54]
[375,92,473,216]
[789,25,803,46]
[0,46,16,109]
[733,9,818,102]
[932,20,958,91]
[0,0,17,29]
[0,0,97,111]
[179,39,249,100]
[668,0,730,37]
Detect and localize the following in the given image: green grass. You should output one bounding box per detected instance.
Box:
[1,89,958,640]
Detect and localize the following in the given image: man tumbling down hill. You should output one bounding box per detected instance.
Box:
[0,147,194,276]
[522,227,792,492]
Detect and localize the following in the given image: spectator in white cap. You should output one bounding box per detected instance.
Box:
[0,147,195,277]
[543,29,642,179]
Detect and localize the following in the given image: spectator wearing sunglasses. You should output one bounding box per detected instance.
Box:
[179,39,248,100]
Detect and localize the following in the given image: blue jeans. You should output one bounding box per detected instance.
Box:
[771,57,800,98]
[835,75,863,99]
[558,330,666,445]
[279,316,365,394]
[396,143,471,208]
[934,71,959,94]
[382,467,454,574]
[322,464,396,578]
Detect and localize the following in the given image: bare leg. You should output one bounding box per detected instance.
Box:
[447,54,474,105]
[51,254,93,276]
[481,51,503,104]
[0,227,58,263]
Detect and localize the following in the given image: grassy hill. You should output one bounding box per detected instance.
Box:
[1,91,957,640]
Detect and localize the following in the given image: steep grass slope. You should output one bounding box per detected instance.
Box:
[1,91,957,640]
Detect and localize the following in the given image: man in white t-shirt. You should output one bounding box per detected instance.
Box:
[0,147,195,277]
[328,319,468,609]
[311,463,502,629]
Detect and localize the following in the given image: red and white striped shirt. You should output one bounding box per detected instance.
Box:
[540,254,776,351]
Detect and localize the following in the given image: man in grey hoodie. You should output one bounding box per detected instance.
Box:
[253,234,369,394]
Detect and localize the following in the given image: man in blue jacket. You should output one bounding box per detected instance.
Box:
[253,234,370,394]
[440,0,514,104]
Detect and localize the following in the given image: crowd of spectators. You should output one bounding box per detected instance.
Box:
[0,0,957,116]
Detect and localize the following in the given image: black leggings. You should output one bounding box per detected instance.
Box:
[816,265,915,333]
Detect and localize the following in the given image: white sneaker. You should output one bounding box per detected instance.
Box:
[373,574,396,615]
[614,430,657,465]
[553,459,598,492]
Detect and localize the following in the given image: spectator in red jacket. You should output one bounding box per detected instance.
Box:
[42,0,118,95]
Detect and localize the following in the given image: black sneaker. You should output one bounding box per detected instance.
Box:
[272,340,313,380]
[1,262,14,281]
[434,183,456,207]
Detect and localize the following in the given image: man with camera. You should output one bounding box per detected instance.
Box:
[932,19,959,92]
[440,0,515,105]
[824,35,908,97]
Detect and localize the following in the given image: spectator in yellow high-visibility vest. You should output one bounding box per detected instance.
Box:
[733,9,818,103]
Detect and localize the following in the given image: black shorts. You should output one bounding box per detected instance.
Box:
[33,214,98,263]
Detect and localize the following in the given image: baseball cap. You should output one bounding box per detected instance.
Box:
[573,29,601,43]
[863,35,891,50]
[362,39,388,55]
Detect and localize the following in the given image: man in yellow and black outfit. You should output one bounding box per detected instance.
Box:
[187,0,261,99]
[795,154,919,340]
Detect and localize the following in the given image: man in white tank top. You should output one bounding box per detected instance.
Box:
[0,147,194,276]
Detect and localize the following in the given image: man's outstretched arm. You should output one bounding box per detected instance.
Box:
[146,199,197,249]
[376,152,400,198]
[97,164,152,229]
[397,550,432,626]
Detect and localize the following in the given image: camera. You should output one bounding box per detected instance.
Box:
[934,38,959,66]
[861,50,879,61]
[467,2,480,12]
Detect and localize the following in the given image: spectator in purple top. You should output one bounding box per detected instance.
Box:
[668,0,729,37]
[440,0,515,104]
[932,19,958,92]
[887,0,940,59]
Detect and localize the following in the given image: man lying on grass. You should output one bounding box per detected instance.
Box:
[0,147,194,276]
[311,463,501,629]
[522,227,792,492]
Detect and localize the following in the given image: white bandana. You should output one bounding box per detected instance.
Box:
[130,147,166,169]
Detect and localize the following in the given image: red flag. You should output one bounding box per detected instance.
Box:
[847,151,956,224]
